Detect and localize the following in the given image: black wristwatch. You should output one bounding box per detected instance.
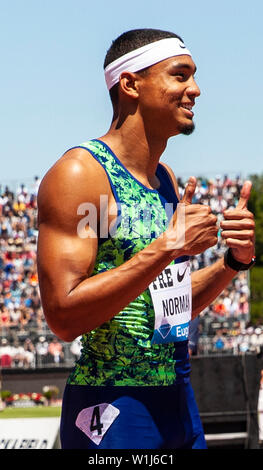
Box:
[224,248,256,271]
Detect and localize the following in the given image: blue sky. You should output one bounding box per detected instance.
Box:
[1,0,263,187]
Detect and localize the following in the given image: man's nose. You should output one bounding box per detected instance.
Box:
[186,77,201,98]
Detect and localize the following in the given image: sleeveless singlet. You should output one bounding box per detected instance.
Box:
[67,139,191,386]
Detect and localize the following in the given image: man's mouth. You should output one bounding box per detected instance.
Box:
[180,103,194,117]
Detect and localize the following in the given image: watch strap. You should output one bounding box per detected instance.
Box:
[224,248,256,271]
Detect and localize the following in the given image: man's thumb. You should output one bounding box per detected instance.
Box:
[236,180,252,210]
[181,176,197,204]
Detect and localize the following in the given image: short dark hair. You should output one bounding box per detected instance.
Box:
[104,28,184,110]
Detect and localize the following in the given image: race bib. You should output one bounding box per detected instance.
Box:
[75,403,120,445]
[149,260,192,344]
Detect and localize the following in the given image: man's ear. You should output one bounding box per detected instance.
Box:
[119,72,139,99]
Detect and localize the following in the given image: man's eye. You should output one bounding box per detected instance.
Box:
[175,73,186,80]
[175,73,197,82]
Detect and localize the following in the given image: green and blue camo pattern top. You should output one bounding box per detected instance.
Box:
[67,139,190,386]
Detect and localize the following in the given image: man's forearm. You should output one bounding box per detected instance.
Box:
[191,256,238,319]
[49,236,180,342]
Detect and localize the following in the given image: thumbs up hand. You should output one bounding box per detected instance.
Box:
[180,176,197,205]
[165,176,218,256]
[220,180,255,264]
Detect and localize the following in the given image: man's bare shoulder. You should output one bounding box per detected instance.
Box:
[37,146,111,226]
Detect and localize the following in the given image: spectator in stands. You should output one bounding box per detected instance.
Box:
[35,335,49,366]
[212,296,227,317]
[0,305,11,335]
[0,338,13,367]
[9,306,21,326]
[48,337,64,364]
[32,176,41,196]
[238,294,249,317]
[22,338,35,368]
[19,306,31,328]
[12,339,26,367]
[212,330,226,352]
[238,332,250,354]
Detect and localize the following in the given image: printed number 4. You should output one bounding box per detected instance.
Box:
[90,406,103,435]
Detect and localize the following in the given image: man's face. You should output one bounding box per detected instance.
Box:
[136,55,200,138]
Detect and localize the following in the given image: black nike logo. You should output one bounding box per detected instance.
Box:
[177,266,188,282]
[179,43,186,49]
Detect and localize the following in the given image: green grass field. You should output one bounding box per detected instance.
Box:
[0,406,61,419]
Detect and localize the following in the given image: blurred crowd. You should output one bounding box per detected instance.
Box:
[0,174,261,368]
[0,178,81,368]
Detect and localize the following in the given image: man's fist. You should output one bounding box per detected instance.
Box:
[220,180,255,264]
[165,177,218,255]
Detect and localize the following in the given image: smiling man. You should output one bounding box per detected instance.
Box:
[37,28,256,449]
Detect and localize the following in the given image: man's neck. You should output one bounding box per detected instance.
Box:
[99,116,168,189]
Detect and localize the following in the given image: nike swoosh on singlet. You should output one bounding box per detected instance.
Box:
[177,266,188,282]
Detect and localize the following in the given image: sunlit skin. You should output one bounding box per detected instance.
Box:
[37,52,255,342]
[132,55,200,139]
[100,55,200,189]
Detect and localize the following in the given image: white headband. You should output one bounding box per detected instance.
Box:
[104,37,192,90]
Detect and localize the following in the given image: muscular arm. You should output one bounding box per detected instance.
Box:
[191,257,237,319]
[36,151,169,341]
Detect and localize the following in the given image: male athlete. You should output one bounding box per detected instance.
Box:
[37,28,256,449]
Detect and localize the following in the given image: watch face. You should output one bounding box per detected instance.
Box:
[241,257,256,270]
